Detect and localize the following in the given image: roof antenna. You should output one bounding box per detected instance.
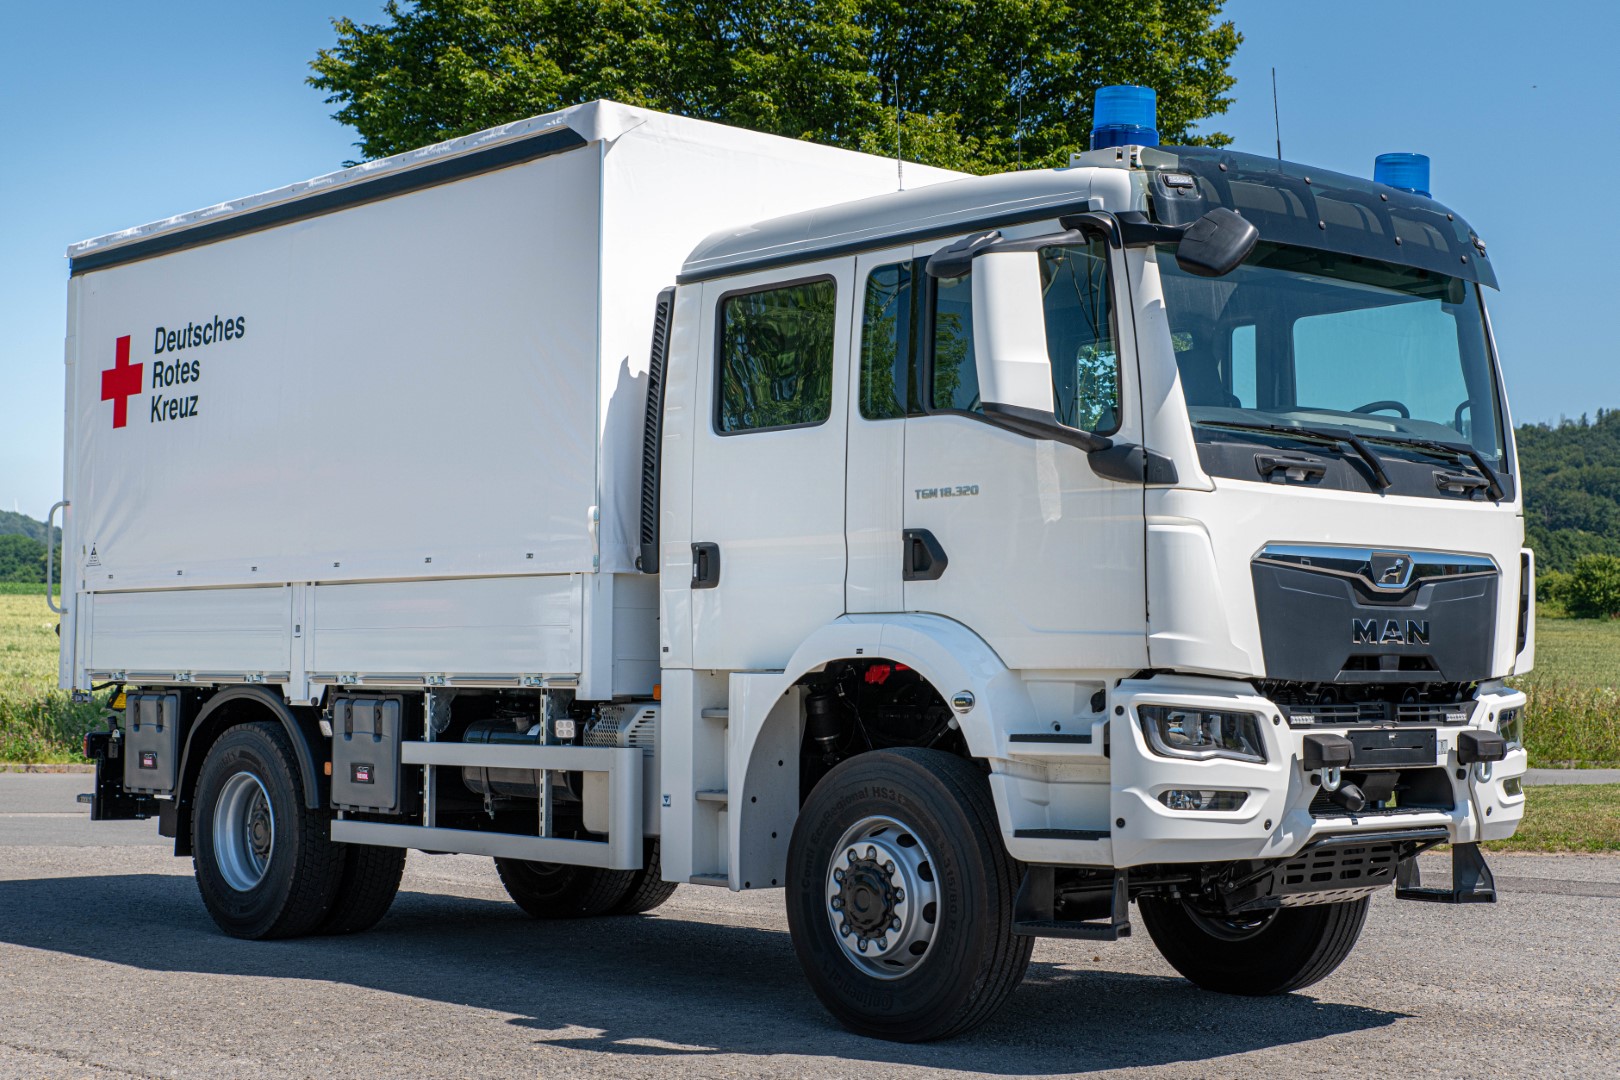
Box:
[1271,67,1283,161]
[1015,57,1025,170]
[895,74,903,190]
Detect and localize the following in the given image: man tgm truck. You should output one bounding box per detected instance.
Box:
[56,94,1531,1041]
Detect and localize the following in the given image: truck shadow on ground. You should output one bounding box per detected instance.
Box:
[0,873,1406,1074]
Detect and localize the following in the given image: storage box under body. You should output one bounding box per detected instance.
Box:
[122,692,181,794]
[331,696,405,813]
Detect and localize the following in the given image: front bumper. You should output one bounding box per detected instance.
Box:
[991,674,1526,868]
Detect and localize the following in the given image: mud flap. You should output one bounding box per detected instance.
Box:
[1395,841,1497,903]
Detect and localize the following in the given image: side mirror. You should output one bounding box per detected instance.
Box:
[1175,207,1258,278]
[967,251,1112,455]
[970,251,1057,416]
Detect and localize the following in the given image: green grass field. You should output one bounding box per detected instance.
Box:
[1484,785,1620,853]
[0,586,103,763]
[1516,619,1620,767]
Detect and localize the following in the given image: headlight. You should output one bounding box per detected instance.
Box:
[1138,705,1268,763]
[1497,707,1523,750]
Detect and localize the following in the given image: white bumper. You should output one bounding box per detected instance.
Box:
[991,674,1526,868]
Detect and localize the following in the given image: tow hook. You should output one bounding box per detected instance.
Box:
[1302,733,1366,811]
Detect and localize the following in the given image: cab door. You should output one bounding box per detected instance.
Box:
[689,260,853,670]
[901,227,1149,672]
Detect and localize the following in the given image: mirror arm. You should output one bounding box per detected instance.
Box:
[1113,211,1187,248]
[981,402,1111,453]
[979,404,1182,484]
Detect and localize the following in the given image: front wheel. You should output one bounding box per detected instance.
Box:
[785,749,1031,1042]
[1136,895,1370,995]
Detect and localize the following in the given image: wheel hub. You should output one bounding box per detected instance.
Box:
[213,771,275,893]
[824,816,940,979]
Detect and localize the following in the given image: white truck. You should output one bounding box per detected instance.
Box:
[56,95,1531,1042]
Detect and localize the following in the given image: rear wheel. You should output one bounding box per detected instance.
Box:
[494,858,637,918]
[610,840,679,915]
[785,748,1031,1042]
[192,721,344,939]
[318,844,406,935]
[1137,894,1370,995]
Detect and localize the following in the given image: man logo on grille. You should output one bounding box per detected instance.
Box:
[1368,552,1414,589]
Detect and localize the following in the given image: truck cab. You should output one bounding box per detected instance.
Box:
[654,138,1527,1035]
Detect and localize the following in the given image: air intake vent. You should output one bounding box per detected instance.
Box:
[637,286,676,573]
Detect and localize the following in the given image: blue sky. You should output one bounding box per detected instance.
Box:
[2,1,1615,516]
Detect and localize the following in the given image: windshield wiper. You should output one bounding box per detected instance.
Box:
[1355,433,1506,501]
[1194,420,1392,491]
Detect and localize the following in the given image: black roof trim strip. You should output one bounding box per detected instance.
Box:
[676,197,1098,285]
[70,126,590,276]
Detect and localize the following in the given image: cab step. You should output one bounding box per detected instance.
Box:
[1012,866,1131,940]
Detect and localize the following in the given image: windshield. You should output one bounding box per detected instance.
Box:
[1157,243,1506,464]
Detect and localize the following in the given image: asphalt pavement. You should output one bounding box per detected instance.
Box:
[2,773,1618,1079]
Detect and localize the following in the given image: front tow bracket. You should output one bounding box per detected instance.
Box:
[1395,841,1497,903]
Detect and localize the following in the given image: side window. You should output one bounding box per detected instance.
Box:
[716,278,837,433]
[860,262,915,420]
[1040,240,1120,434]
[931,275,979,412]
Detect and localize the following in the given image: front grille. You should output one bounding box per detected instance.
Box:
[1284,701,1471,726]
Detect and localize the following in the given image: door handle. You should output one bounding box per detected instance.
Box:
[691,542,721,589]
[902,529,948,581]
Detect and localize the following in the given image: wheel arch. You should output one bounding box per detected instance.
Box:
[728,614,1037,890]
[776,614,1035,760]
[173,686,327,855]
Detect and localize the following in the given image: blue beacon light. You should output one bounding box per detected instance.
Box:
[1090,85,1159,150]
[1373,152,1431,197]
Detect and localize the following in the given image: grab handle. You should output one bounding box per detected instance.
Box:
[45,500,68,615]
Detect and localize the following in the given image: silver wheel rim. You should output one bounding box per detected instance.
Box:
[824,815,940,979]
[213,771,274,892]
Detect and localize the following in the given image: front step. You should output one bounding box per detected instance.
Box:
[1012,866,1131,941]
[694,789,729,805]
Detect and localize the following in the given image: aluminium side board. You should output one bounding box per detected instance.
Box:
[59,100,960,702]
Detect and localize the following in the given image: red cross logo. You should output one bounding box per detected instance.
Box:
[100,335,143,429]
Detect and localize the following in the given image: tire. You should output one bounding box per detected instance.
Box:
[609,840,679,916]
[192,721,344,940]
[317,844,406,935]
[1137,894,1371,996]
[494,858,638,918]
[785,748,1032,1042]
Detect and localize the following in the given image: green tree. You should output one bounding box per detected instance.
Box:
[1565,553,1620,620]
[309,0,1240,172]
[0,534,50,583]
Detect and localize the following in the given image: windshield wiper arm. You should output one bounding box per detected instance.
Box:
[1194,420,1392,491]
[1357,434,1506,501]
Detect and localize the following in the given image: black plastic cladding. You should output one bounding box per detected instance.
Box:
[1252,561,1499,684]
[637,287,676,573]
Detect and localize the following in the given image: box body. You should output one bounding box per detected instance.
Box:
[57,102,958,698]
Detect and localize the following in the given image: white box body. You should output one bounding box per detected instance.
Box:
[58,101,956,698]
